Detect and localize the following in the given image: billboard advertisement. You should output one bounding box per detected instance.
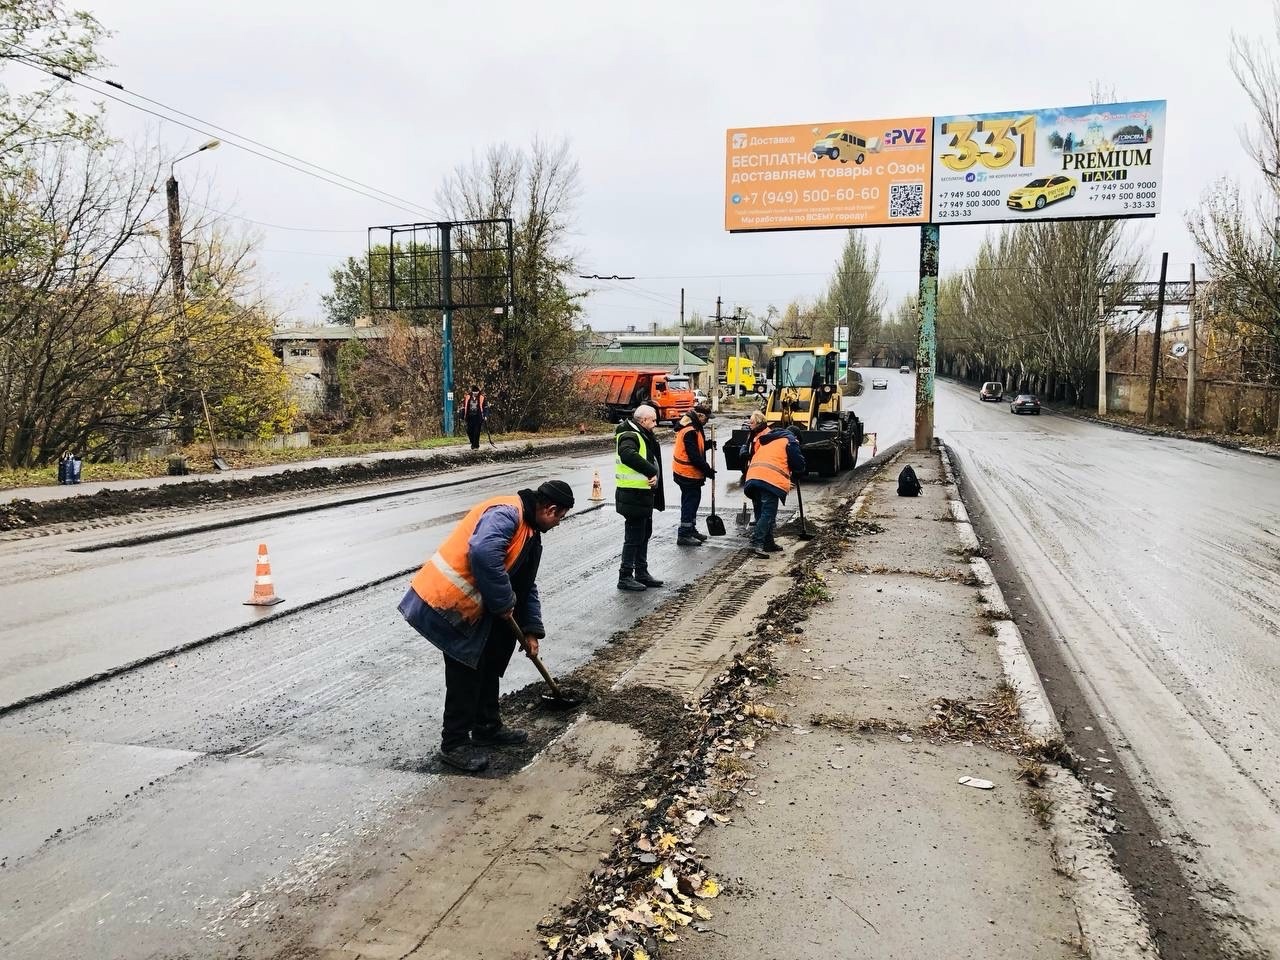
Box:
[930,100,1166,224]
[725,117,934,232]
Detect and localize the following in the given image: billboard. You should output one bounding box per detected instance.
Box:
[725,117,933,232]
[930,100,1166,224]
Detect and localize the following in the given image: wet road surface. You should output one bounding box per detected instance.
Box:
[0,416,889,959]
[935,379,1280,953]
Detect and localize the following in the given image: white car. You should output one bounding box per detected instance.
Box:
[693,389,709,406]
[871,378,889,390]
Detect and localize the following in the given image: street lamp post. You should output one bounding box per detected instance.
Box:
[166,139,220,304]
[166,139,220,444]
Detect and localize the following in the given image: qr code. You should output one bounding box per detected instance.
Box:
[889,182,925,219]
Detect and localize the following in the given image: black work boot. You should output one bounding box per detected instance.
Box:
[635,569,664,588]
[473,725,530,748]
[617,567,647,592]
[677,527,703,547]
[748,542,771,559]
[692,529,709,542]
[764,539,785,553]
[439,744,489,773]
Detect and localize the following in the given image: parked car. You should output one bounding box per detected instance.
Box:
[899,364,911,373]
[1009,394,1042,415]
[979,382,1004,402]
[693,389,709,407]
[871,377,889,390]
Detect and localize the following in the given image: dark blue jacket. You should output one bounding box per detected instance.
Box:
[399,489,545,668]
[743,429,806,502]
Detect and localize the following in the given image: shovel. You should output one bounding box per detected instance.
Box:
[505,614,584,711]
[705,425,726,536]
[793,475,816,540]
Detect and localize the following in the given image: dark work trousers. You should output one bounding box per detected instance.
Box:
[441,625,518,749]
[621,512,654,574]
[465,416,484,450]
[751,491,780,548]
[676,480,702,531]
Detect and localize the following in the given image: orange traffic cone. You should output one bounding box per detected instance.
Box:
[244,542,284,606]
[589,469,604,502]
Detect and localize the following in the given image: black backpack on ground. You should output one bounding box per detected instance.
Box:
[897,465,922,497]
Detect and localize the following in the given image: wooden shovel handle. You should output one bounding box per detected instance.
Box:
[504,614,564,694]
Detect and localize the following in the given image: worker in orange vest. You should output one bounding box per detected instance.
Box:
[743,422,805,559]
[398,479,575,773]
[672,403,715,546]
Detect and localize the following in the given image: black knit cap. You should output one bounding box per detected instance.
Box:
[537,479,575,509]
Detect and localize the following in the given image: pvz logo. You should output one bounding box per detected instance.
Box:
[732,132,748,149]
[964,171,988,183]
[883,127,927,146]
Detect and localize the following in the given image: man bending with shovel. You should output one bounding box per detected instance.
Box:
[743,420,806,559]
[399,479,575,773]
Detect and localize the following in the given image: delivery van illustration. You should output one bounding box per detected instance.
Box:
[812,129,880,164]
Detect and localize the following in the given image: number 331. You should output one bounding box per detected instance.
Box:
[940,116,1036,171]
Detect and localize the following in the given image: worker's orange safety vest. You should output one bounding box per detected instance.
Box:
[746,434,792,494]
[672,422,706,480]
[410,495,534,624]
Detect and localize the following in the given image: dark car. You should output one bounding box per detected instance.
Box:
[979,381,1003,402]
[1009,394,1042,415]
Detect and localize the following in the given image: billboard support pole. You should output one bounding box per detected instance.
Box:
[914,223,940,451]
[711,297,722,413]
[1145,251,1168,424]
[440,222,455,437]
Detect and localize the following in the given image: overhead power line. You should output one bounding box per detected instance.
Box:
[0,41,442,220]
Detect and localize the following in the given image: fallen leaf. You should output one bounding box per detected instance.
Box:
[694,904,713,920]
[696,878,721,899]
[708,812,730,824]
[897,734,914,743]
[742,738,756,751]
[642,798,658,811]
[543,935,561,949]
[634,949,651,960]
[663,932,679,942]
[656,832,679,852]
[657,866,678,891]
[685,810,707,827]
[636,835,653,852]
[958,776,995,790]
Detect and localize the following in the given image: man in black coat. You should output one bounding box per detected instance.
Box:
[614,404,666,592]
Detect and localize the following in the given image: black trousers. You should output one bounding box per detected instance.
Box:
[465,417,483,450]
[441,626,517,749]
[620,512,653,573]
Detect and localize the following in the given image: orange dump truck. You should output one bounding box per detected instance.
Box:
[581,368,695,427]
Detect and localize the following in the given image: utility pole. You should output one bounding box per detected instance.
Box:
[711,297,722,413]
[914,223,940,450]
[1145,252,1169,424]
[166,175,185,306]
[677,287,685,376]
[1097,291,1107,416]
[1186,263,1197,429]
[440,222,455,435]
[734,311,744,397]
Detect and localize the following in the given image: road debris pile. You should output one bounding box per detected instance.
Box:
[537,494,863,958]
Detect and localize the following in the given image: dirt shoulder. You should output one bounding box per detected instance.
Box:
[0,434,611,533]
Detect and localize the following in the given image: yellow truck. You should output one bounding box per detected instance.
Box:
[720,356,757,395]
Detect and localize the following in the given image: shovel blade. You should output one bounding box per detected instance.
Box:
[706,513,727,537]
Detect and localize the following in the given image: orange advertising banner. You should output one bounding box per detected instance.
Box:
[725,117,934,231]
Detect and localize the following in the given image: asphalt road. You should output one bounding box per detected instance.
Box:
[934,378,1280,953]
[0,414,885,959]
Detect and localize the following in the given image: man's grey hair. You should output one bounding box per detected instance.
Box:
[633,404,658,422]
[749,410,767,427]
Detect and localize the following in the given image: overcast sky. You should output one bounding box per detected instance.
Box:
[69,0,1276,329]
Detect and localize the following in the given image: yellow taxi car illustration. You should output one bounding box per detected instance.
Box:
[1006,175,1078,211]
[812,129,874,164]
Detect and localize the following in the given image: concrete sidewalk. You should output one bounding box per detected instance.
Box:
[0,431,608,504]
[675,448,1155,960]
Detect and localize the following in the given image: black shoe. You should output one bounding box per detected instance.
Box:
[473,725,529,748]
[617,575,647,592]
[749,545,771,559]
[439,744,489,773]
[676,534,703,547]
[764,541,785,553]
[635,571,664,588]
[692,530,709,542]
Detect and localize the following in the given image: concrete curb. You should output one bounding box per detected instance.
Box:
[938,440,1159,960]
